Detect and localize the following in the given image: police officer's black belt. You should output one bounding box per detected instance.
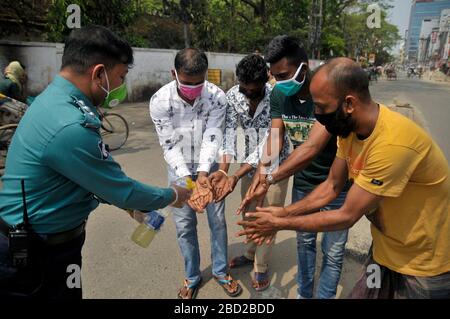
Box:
[34,222,86,246]
[0,218,86,246]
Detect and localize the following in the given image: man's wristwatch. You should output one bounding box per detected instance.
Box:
[266,174,276,185]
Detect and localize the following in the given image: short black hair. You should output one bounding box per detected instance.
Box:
[314,58,371,103]
[265,35,308,67]
[61,25,133,73]
[236,54,268,84]
[174,48,208,76]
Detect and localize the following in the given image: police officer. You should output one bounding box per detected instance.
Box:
[0,25,191,299]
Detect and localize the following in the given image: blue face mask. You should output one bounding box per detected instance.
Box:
[275,63,306,96]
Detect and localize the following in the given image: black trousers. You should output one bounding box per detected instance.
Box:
[0,231,85,299]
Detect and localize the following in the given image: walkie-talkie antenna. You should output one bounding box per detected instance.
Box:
[21,180,29,227]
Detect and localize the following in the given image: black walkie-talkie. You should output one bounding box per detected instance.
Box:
[8,179,31,268]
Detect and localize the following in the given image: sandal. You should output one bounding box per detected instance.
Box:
[177,278,202,299]
[229,255,253,268]
[252,272,270,292]
[214,274,243,297]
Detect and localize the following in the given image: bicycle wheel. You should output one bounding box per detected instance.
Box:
[100,112,129,151]
[0,124,18,170]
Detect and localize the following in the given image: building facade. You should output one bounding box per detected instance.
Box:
[406,0,450,62]
[438,9,450,62]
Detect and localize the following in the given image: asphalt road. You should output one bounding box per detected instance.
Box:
[81,77,450,299]
[370,76,450,161]
[82,102,367,299]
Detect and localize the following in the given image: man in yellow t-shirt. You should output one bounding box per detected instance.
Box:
[237,58,450,299]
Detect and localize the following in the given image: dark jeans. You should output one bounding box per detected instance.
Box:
[0,231,85,299]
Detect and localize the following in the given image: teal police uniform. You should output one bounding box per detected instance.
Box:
[0,75,175,233]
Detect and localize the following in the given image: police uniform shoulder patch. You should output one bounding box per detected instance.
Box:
[72,96,101,130]
[98,140,109,160]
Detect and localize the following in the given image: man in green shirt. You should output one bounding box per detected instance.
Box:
[0,26,190,299]
[239,35,349,299]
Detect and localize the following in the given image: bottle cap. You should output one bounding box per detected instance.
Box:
[185,177,196,190]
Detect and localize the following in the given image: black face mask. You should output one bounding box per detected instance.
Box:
[239,86,265,101]
[315,101,356,138]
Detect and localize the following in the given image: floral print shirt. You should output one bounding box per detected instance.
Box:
[222,84,290,177]
[150,80,226,178]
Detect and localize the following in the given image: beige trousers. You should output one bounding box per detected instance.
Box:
[240,175,288,273]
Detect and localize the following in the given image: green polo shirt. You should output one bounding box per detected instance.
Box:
[270,86,339,192]
[0,75,174,234]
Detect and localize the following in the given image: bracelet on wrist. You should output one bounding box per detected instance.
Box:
[170,186,178,206]
[218,169,228,177]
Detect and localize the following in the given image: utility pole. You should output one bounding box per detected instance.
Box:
[309,0,323,60]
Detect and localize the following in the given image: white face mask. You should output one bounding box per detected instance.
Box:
[275,63,306,97]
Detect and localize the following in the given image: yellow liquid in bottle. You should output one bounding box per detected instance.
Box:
[130,177,194,248]
[131,223,157,248]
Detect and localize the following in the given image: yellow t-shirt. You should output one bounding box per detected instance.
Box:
[337,105,450,276]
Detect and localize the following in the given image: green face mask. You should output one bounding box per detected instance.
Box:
[275,62,306,97]
[100,70,127,108]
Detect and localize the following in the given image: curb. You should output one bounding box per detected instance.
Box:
[387,101,430,132]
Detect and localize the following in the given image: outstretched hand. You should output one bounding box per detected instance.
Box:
[236,206,287,244]
[236,176,269,215]
[209,171,228,202]
[188,182,214,213]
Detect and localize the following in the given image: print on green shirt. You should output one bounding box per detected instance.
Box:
[283,116,315,145]
[270,86,339,192]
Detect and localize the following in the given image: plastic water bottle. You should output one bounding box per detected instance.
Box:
[130,177,195,248]
[131,210,168,248]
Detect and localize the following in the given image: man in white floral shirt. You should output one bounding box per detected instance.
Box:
[149,48,242,299]
[208,54,289,291]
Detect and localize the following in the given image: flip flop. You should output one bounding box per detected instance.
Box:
[177,278,202,299]
[252,272,270,292]
[214,274,243,297]
[229,255,253,268]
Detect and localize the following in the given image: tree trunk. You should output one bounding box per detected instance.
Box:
[227,0,235,52]
[309,0,323,59]
[183,22,190,48]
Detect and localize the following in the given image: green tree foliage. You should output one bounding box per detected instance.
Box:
[341,1,401,64]
[0,0,49,40]
[2,0,401,64]
[46,0,147,46]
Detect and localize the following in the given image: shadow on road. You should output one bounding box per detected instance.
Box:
[196,237,368,299]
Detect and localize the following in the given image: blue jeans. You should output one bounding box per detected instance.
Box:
[292,188,349,299]
[170,171,228,286]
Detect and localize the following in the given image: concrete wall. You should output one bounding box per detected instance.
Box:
[0,40,324,102]
[0,40,246,102]
[0,41,64,96]
[127,47,246,101]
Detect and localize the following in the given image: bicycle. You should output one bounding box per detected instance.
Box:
[98,108,129,151]
[0,93,27,173]
[0,123,18,171]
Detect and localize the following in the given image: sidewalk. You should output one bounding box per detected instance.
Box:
[423,70,450,86]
